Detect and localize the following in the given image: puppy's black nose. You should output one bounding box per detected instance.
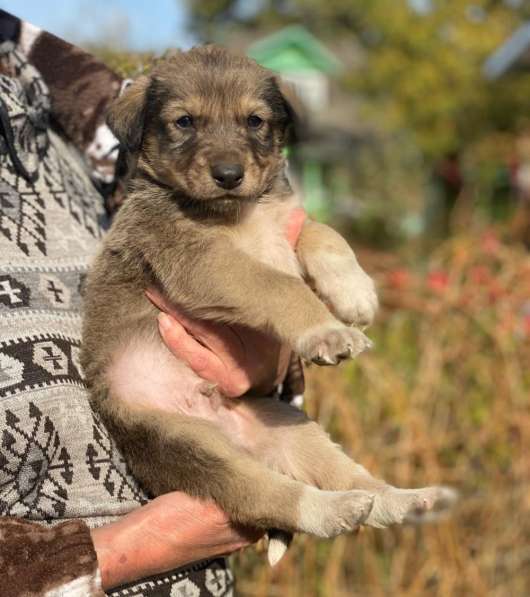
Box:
[211,163,244,189]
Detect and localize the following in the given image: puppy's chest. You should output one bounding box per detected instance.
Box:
[231,203,301,277]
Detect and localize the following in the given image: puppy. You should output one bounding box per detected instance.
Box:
[81,47,455,566]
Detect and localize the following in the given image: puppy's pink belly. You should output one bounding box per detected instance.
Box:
[108,337,257,449]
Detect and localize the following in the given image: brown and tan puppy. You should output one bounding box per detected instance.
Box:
[81,47,455,565]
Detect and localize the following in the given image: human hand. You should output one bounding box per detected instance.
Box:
[147,207,306,397]
[91,492,263,590]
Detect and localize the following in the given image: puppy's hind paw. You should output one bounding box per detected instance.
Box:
[365,486,458,529]
[403,486,458,525]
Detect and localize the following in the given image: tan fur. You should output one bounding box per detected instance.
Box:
[81,47,455,550]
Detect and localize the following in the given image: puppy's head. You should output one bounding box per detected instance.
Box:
[107,46,297,209]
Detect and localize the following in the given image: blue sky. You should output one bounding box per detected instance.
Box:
[5,0,500,51]
[1,0,196,51]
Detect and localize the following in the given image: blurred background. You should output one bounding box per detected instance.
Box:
[6,1,530,595]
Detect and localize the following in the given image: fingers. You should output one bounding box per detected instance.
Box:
[285,207,306,248]
[157,312,223,383]
[99,492,264,587]
[152,493,264,548]
[157,312,251,397]
[146,288,220,338]
[147,288,255,396]
[146,288,246,360]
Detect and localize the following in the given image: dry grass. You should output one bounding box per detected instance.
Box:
[233,230,530,597]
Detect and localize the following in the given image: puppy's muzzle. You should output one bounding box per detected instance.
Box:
[211,162,244,190]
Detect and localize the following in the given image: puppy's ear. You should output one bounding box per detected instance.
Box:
[106,75,150,151]
[269,77,307,145]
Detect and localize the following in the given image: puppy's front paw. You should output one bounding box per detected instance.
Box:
[336,269,378,328]
[317,264,378,328]
[296,322,373,365]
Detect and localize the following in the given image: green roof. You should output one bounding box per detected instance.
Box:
[248,25,342,75]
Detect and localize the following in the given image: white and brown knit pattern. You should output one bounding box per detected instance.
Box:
[0,44,145,524]
[107,561,234,597]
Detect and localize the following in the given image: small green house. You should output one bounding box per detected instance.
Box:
[248,25,341,111]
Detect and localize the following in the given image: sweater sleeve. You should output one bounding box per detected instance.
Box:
[0,517,105,597]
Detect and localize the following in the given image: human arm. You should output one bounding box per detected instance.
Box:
[90,493,261,591]
[0,500,258,595]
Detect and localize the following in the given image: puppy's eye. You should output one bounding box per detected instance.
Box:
[175,115,193,129]
[247,115,263,129]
